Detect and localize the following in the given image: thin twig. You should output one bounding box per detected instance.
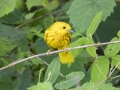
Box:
[0,40,120,71]
[92,77,108,90]
[92,54,120,90]
[94,32,104,51]
[56,9,68,21]
[109,63,114,75]
[15,9,67,29]
[111,74,120,79]
[109,61,120,77]
[29,52,49,66]
[15,14,48,29]
[96,64,106,78]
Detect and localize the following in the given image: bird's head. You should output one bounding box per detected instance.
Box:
[50,22,74,35]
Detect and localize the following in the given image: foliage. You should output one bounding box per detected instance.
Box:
[67,0,116,33]
[0,0,16,18]
[0,0,120,90]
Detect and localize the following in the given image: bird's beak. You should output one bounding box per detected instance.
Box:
[69,30,74,33]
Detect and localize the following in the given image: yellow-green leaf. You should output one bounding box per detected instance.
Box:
[26,0,42,11]
[104,37,120,57]
[91,56,109,82]
[112,55,120,70]
[86,11,102,37]
[42,0,59,11]
[84,37,97,57]
[70,37,85,57]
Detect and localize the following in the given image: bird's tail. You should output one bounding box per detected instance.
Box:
[59,51,74,64]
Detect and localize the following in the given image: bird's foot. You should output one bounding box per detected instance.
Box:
[64,48,68,53]
[47,50,51,56]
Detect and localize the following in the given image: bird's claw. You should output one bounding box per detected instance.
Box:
[64,48,68,53]
[47,50,51,56]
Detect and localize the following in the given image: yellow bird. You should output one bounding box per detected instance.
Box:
[44,21,74,64]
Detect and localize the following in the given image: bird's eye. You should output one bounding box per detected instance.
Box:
[63,26,66,29]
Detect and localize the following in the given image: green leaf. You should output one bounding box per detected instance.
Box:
[84,37,97,57]
[18,67,30,90]
[104,37,120,57]
[42,0,59,11]
[44,57,61,84]
[82,82,119,90]
[0,77,15,90]
[67,0,116,33]
[28,82,52,90]
[0,24,28,51]
[117,30,120,38]
[30,58,43,65]
[86,11,102,37]
[25,12,35,20]
[22,26,33,40]
[0,69,14,78]
[66,71,85,80]
[26,0,42,11]
[0,0,16,18]
[67,86,81,90]
[54,71,85,89]
[26,52,43,65]
[112,55,120,70]
[27,9,54,30]
[72,32,82,38]
[69,37,85,57]
[16,0,25,10]
[0,9,22,24]
[56,0,73,12]
[0,40,15,55]
[91,56,109,82]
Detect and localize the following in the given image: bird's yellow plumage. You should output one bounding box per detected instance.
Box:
[44,21,74,64]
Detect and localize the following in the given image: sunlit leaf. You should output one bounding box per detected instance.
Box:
[26,0,42,11]
[0,0,16,18]
[70,37,85,57]
[84,37,97,57]
[91,56,109,82]
[28,82,52,90]
[112,55,120,70]
[82,82,119,90]
[42,0,59,11]
[86,11,102,37]
[104,37,120,57]
[67,0,116,33]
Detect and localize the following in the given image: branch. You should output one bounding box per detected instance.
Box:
[0,40,120,71]
[15,14,48,29]
[92,52,120,90]
[15,10,67,29]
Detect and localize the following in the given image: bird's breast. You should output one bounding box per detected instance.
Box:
[46,32,71,49]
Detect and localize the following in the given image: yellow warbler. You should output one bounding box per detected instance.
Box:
[44,21,74,64]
